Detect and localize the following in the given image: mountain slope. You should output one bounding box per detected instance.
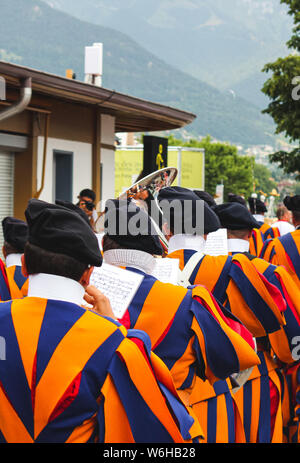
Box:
[42,0,293,106]
[0,0,275,144]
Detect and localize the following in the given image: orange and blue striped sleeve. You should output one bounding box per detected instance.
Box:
[101,328,198,443]
[250,228,265,257]
[0,259,10,302]
[261,233,300,287]
[189,285,259,385]
[0,297,197,443]
[5,266,28,299]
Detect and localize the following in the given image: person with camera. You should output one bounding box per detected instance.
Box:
[77,189,101,233]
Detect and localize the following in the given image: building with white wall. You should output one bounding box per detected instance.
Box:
[0,60,196,249]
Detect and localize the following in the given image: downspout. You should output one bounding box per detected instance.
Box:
[0,77,32,122]
[34,113,50,199]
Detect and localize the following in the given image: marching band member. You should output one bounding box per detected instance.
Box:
[260,195,300,443]
[260,196,300,287]
[0,199,197,443]
[248,197,280,256]
[102,198,260,443]
[157,186,291,443]
[1,217,28,300]
[214,201,300,443]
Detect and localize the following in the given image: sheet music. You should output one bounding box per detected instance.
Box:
[204,228,228,256]
[151,258,180,284]
[89,263,144,319]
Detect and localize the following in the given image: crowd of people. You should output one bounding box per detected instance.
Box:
[0,184,299,444]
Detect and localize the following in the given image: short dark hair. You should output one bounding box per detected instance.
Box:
[276,205,288,220]
[102,234,122,253]
[24,242,89,282]
[3,241,18,256]
[227,229,251,239]
[79,189,96,202]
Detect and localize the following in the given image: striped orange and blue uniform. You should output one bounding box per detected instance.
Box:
[168,249,290,442]
[119,267,260,443]
[260,230,300,287]
[284,363,300,443]
[0,258,10,302]
[0,297,197,443]
[250,225,280,257]
[4,265,28,300]
[229,251,300,442]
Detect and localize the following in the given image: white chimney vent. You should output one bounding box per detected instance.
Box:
[85,43,103,86]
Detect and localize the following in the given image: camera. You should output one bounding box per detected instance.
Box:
[83,200,95,211]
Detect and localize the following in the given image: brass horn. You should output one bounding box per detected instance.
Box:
[118,167,178,253]
[95,167,177,253]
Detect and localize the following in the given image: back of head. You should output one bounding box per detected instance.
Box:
[2,217,28,255]
[158,186,220,236]
[104,198,164,256]
[283,195,300,213]
[284,195,300,225]
[214,202,260,232]
[55,200,91,226]
[248,197,267,215]
[276,204,289,221]
[228,193,247,207]
[193,190,217,208]
[78,188,96,202]
[24,199,102,281]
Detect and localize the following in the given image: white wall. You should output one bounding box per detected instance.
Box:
[37,114,116,208]
[100,148,115,206]
[100,114,115,208]
[37,137,92,204]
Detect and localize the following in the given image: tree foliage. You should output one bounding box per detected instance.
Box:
[253,163,277,196]
[262,0,300,178]
[168,135,255,200]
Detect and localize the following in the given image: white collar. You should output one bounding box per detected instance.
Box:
[253,214,265,223]
[168,234,205,254]
[5,253,23,268]
[27,273,85,306]
[103,249,156,274]
[227,239,250,253]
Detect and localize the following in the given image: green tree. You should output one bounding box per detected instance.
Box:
[253,163,277,196]
[262,0,300,178]
[168,135,254,200]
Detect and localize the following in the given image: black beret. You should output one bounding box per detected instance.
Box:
[284,195,300,212]
[25,199,102,266]
[248,197,267,214]
[2,217,28,253]
[193,190,217,208]
[214,203,261,230]
[157,186,221,235]
[78,189,96,202]
[55,200,91,226]
[104,199,164,256]
[228,193,247,207]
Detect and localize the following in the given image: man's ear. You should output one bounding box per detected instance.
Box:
[2,246,7,259]
[79,266,94,289]
[21,254,29,278]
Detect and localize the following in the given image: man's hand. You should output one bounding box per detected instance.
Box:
[84,285,117,320]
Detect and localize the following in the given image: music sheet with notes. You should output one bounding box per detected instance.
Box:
[204,228,228,256]
[151,258,180,284]
[89,263,144,319]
